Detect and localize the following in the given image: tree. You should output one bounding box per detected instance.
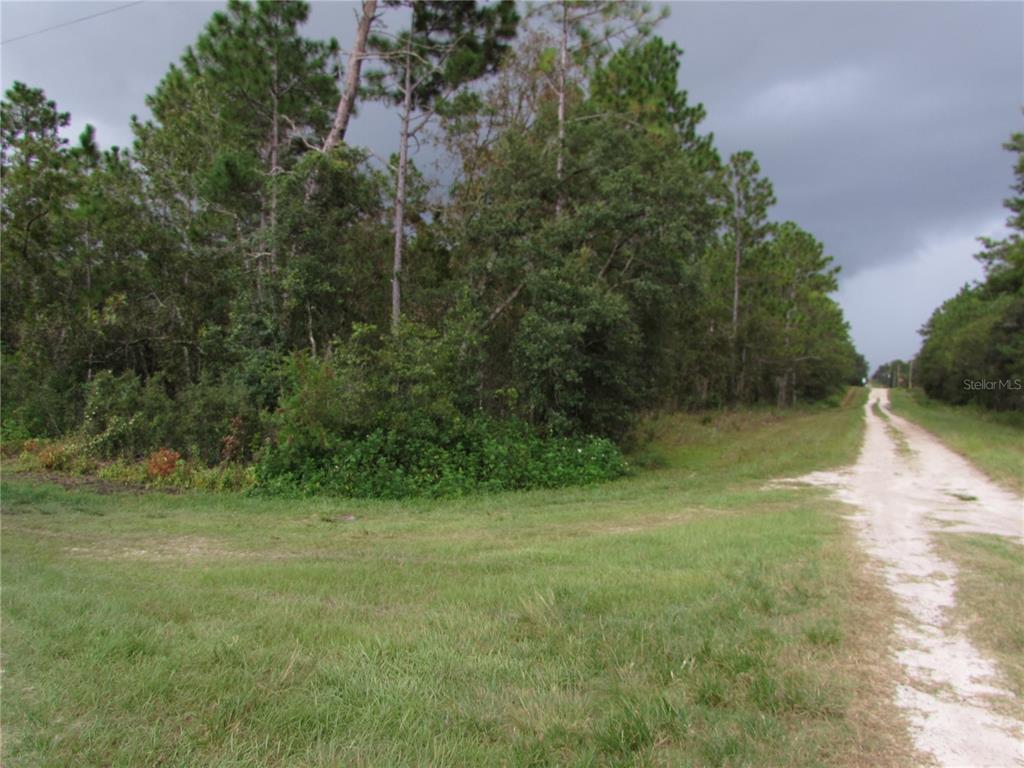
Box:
[135,0,340,310]
[366,0,518,332]
[721,150,775,400]
[323,0,379,152]
[916,129,1024,411]
[0,0,869,476]
[760,222,839,406]
[590,36,713,160]
[531,0,663,215]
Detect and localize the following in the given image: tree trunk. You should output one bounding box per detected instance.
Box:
[776,374,788,409]
[306,301,317,357]
[737,346,747,402]
[269,54,281,280]
[323,0,376,152]
[778,280,796,408]
[731,206,743,401]
[733,230,741,337]
[391,48,413,333]
[555,1,568,216]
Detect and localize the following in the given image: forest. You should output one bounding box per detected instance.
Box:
[1,0,868,497]
[872,131,1023,412]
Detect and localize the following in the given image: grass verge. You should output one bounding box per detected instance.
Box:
[888,389,1024,493]
[2,388,914,766]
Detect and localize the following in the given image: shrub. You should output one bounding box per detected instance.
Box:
[188,464,255,492]
[82,371,177,459]
[176,377,265,465]
[256,414,628,499]
[0,350,82,438]
[77,369,266,465]
[253,326,629,499]
[38,442,73,471]
[26,439,96,474]
[146,448,181,479]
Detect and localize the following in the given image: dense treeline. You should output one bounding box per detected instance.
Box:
[915,131,1023,411]
[1,0,865,495]
[870,360,910,388]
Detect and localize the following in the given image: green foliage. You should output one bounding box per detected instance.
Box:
[256,414,626,499]
[512,267,642,437]
[255,329,627,498]
[81,371,177,460]
[79,370,264,464]
[916,131,1024,411]
[590,37,714,159]
[916,287,1022,409]
[1,7,867,497]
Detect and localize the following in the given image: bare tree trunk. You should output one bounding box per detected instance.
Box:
[306,302,317,357]
[268,54,281,283]
[776,374,788,409]
[778,281,796,408]
[323,0,377,152]
[555,1,568,216]
[731,225,742,337]
[391,48,413,333]
[731,228,743,400]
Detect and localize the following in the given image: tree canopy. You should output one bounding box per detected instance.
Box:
[1,0,868,495]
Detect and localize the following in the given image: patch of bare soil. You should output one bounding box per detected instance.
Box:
[64,535,245,562]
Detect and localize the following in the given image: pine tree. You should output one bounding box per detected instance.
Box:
[366,0,518,332]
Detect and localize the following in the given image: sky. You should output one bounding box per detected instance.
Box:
[1,1,1021,372]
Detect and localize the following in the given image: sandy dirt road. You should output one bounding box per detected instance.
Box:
[799,388,1023,767]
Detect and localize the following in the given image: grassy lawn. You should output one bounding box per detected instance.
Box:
[1,389,914,767]
[888,389,1024,494]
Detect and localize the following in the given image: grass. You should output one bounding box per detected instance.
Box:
[938,533,1024,707]
[870,401,911,457]
[1,388,915,767]
[888,389,1024,493]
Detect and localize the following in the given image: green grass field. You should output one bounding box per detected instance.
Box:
[888,389,1024,493]
[1,390,915,767]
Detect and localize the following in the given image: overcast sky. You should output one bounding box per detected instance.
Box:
[2,1,1021,371]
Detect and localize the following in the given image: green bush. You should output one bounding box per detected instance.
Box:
[253,327,628,499]
[255,415,627,499]
[176,377,265,464]
[0,350,82,438]
[78,370,266,464]
[81,371,177,459]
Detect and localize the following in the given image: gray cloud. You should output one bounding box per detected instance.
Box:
[2,1,1021,370]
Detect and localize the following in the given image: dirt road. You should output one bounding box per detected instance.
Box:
[800,388,1023,767]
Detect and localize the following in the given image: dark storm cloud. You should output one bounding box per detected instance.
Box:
[663,2,1022,274]
[2,1,1021,368]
